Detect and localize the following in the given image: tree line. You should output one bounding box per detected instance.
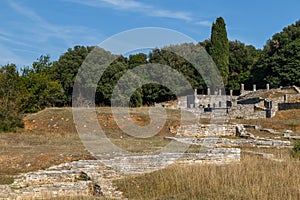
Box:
[1,17,300,131]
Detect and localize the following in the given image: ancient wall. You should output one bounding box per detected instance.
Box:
[278,102,300,110]
[103,149,241,174]
[173,124,236,137]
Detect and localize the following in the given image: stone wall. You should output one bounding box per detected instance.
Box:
[278,102,300,110]
[173,124,236,137]
[103,149,241,174]
[230,104,266,119]
[0,160,123,199]
[168,86,300,119]
[166,137,291,148]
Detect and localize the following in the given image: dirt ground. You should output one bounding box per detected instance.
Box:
[0,107,182,178]
[1,107,300,180]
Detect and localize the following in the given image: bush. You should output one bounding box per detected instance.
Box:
[0,106,23,132]
[291,141,300,158]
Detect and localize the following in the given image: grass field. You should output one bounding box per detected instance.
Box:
[115,154,300,200]
[1,107,300,199]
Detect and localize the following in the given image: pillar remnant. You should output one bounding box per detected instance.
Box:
[240,84,244,94]
[207,87,211,96]
[253,84,256,92]
[266,84,270,90]
[230,90,233,97]
[233,99,237,107]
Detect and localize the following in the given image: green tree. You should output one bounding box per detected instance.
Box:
[149,46,205,90]
[0,64,23,131]
[228,40,261,90]
[199,39,211,53]
[210,17,230,86]
[129,53,147,68]
[0,64,20,109]
[96,55,129,105]
[251,20,300,88]
[51,46,94,105]
[18,55,64,113]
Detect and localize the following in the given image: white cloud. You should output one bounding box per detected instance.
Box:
[65,0,208,24]
[101,0,149,10]
[0,33,31,47]
[195,20,212,27]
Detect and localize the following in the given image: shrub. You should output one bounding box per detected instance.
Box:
[0,176,14,185]
[291,141,300,158]
[0,105,23,132]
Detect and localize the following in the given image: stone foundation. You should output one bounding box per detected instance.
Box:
[166,137,291,148]
[172,124,236,137]
[103,149,241,175]
[0,160,123,200]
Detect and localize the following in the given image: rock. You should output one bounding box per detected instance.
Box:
[284,130,293,137]
[89,183,103,196]
[260,128,277,134]
[75,171,91,181]
[2,160,123,199]
[235,124,255,139]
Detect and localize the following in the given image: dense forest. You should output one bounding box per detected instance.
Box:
[1,18,300,131]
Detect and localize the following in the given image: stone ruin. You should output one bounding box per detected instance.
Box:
[3,84,299,199]
[168,84,300,119]
[0,150,242,199]
[0,160,123,199]
[169,123,291,148]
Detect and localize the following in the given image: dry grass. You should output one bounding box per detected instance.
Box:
[18,193,112,200]
[44,196,111,200]
[0,130,93,177]
[0,107,183,179]
[115,154,300,200]
[2,107,300,199]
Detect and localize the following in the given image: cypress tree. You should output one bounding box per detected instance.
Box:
[210,17,229,86]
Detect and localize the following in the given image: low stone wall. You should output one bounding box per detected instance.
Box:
[166,137,291,148]
[278,102,300,110]
[0,160,123,199]
[173,124,236,137]
[103,149,241,174]
[180,148,241,164]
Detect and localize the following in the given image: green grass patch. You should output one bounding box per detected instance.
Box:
[0,176,14,185]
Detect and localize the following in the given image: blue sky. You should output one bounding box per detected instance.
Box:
[1,0,299,67]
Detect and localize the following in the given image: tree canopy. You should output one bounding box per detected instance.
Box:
[251,20,300,88]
